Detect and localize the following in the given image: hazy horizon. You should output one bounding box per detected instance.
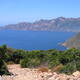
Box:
[0,0,80,25]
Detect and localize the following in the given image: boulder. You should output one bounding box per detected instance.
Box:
[0,76,3,80]
[72,71,80,77]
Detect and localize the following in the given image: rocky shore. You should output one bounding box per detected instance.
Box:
[1,64,80,80]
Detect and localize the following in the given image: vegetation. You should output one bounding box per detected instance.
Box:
[62,33,80,49]
[0,44,10,75]
[1,44,80,75]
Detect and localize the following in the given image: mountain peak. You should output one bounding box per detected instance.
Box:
[56,17,66,21]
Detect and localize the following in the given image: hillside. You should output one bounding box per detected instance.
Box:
[62,33,80,49]
[1,17,80,32]
[2,64,80,80]
[1,44,80,75]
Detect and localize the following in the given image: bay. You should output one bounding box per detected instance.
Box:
[0,30,75,50]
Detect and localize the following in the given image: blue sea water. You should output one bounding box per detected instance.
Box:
[0,30,75,50]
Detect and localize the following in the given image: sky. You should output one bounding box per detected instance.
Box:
[0,0,80,26]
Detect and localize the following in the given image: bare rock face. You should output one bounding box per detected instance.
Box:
[73,71,80,78]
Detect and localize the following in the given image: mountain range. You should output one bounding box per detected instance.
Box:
[1,17,80,32]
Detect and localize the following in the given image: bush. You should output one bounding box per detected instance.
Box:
[20,57,41,68]
[1,44,80,75]
[38,67,48,72]
[48,60,60,69]
[0,59,10,75]
[60,62,77,74]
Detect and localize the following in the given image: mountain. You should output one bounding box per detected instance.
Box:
[62,33,80,49]
[1,17,80,32]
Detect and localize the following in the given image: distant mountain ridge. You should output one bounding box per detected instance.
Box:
[1,17,80,32]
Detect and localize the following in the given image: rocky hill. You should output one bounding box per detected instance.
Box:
[62,33,80,49]
[1,17,80,32]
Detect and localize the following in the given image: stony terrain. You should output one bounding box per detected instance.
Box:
[1,64,80,80]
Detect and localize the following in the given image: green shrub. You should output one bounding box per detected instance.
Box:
[0,59,10,75]
[48,60,60,69]
[20,57,41,68]
[1,44,80,75]
[60,62,77,74]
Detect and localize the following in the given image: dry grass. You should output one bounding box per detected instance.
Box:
[38,67,49,72]
[51,64,63,72]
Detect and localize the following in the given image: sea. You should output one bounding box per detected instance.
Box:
[0,30,75,50]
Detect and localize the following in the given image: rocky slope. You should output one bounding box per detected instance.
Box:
[1,17,80,32]
[62,33,80,49]
[1,64,80,80]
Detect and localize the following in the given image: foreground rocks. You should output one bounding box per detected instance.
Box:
[1,64,80,80]
[0,76,3,80]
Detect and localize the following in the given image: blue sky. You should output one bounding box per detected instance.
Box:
[0,0,80,25]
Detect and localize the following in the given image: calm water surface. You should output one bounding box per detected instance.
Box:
[0,30,75,50]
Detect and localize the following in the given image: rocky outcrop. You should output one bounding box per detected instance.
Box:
[62,33,80,49]
[1,64,80,80]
